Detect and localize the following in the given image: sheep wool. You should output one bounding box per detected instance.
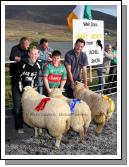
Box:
[73,81,115,134]
[21,86,71,148]
[49,88,91,143]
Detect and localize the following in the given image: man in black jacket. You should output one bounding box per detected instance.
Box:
[9,37,31,133]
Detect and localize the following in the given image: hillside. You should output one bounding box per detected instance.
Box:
[5,5,117,30]
[5,5,117,42]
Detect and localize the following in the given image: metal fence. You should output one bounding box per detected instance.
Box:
[5,61,117,97]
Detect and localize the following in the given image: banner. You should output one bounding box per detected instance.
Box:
[73,19,104,65]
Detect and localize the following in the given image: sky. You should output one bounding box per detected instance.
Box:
[91,5,117,17]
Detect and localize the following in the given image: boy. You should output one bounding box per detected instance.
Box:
[13,46,40,133]
[43,50,67,95]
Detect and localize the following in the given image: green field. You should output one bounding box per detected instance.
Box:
[5,19,117,43]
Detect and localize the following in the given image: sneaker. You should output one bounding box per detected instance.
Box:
[18,129,24,134]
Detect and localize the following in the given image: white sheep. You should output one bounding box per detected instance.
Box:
[21,86,71,148]
[73,81,115,134]
[49,88,91,143]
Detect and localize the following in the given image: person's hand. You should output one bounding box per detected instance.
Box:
[48,56,52,61]
[47,88,52,94]
[84,84,88,88]
[113,54,117,58]
[15,56,21,62]
[71,83,75,90]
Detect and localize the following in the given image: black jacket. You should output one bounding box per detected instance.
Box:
[17,59,40,90]
[9,44,28,79]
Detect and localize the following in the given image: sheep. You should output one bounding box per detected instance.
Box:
[21,86,71,148]
[49,88,91,143]
[73,81,115,134]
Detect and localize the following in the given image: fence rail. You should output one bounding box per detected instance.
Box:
[5,61,117,96]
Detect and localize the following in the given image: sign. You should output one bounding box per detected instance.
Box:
[73,19,104,65]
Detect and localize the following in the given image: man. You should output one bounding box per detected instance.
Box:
[97,44,115,93]
[38,38,53,63]
[38,38,53,94]
[64,38,88,98]
[9,37,30,133]
[43,50,67,95]
[9,37,30,78]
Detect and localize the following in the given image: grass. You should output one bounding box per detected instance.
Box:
[5,69,13,108]
[5,19,116,42]
[6,19,72,42]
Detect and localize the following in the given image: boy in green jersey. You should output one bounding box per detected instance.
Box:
[43,50,67,95]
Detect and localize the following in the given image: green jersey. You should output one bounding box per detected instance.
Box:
[43,63,67,88]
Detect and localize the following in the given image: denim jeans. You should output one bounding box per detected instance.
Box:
[37,62,46,94]
[97,68,105,92]
[38,74,44,94]
[11,78,23,130]
[108,64,117,93]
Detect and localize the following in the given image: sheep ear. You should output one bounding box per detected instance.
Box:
[23,86,31,91]
[23,86,28,91]
[60,88,65,92]
[75,81,79,85]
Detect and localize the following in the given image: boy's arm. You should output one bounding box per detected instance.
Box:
[43,77,51,94]
[60,66,67,89]
[43,65,51,94]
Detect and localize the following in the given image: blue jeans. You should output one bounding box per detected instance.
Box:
[37,62,46,94]
[11,78,23,130]
[97,68,105,92]
[38,74,44,94]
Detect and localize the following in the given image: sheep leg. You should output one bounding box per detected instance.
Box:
[34,127,38,137]
[84,122,90,137]
[64,119,71,134]
[55,135,62,148]
[79,128,85,143]
[94,114,106,134]
[38,128,42,135]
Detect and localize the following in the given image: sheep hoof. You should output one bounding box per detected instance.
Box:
[55,144,60,149]
[80,139,85,144]
[95,128,102,135]
[34,134,38,138]
[39,128,43,135]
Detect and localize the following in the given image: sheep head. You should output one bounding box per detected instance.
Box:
[74,81,88,98]
[49,88,63,98]
[23,86,34,92]
[22,86,39,98]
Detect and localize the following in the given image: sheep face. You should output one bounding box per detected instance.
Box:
[74,81,86,98]
[50,88,63,98]
[22,86,39,99]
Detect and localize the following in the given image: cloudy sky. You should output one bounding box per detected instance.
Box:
[91,5,117,17]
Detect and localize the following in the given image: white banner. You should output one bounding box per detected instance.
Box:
[73,19,104,66]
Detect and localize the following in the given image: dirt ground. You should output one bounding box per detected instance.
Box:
[5,94,117,155]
